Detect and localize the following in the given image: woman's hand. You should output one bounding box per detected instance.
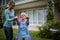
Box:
[26,16,29,19]
[14,16,18,20]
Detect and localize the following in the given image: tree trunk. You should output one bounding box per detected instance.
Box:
[53,0,60,20]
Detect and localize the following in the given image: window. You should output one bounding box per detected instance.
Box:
[3,0,5,5]
[0,0,2,6]
[33,10,38,24]
[38,10,44,24]
[6,0,10,4]
[25,10,33,24]
[44,9,47,23]
[0,0,10,6]
[16,9,47,26]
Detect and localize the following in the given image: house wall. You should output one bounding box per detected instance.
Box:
[15,8,47,26]
[14,0,48,9]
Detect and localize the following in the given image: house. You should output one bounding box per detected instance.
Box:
[14,0,48,26]
[0,0,48,27]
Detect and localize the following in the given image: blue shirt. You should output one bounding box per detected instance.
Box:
[18,21,30,38]
[3,9,14,27]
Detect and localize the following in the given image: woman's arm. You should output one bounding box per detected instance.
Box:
[14,16,20,25]
[26,17,29,25]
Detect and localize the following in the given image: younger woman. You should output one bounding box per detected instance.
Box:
[3,1,17,40]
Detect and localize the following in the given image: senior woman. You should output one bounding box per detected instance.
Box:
[3,1,17,40]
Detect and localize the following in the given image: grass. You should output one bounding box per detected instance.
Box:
[0,28,50,40]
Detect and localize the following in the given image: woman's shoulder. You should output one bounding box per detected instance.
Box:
[4,9,9,14]
[4,9,8,12]
[4,9,9,13]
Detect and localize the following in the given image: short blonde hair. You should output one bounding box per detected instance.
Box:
[21,12,28,17]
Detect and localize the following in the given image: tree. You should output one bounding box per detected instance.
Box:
[53,0,60,20]
[0,6,5,28]
[47,0,54,22]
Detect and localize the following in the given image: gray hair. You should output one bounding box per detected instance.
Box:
[21,12,28,17]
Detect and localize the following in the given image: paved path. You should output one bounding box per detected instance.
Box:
[12,25,39,31]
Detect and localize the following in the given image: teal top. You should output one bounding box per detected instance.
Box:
[3,9,14,27]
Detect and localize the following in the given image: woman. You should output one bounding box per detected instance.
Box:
[3,1,17,40]
[15,12,31,40]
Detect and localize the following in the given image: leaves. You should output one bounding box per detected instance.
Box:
[47,0,54,22]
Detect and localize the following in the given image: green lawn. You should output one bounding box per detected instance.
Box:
[0,29,50,40]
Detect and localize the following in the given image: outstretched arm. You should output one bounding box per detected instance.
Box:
[14,16,20,25]
[26,17,29,25]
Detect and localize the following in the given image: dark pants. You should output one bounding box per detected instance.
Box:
[23,38,25,40]
[4,27,13,40]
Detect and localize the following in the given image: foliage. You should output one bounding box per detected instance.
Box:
[38,20,60,40]
[0,22,3,28]
[0,6,4,28]
[47,0,54,22]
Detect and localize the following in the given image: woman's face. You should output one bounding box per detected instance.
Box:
[21,14,26,20]
[10,3,15,9]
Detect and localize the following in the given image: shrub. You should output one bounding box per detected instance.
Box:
[0,22,3,28]
[47,0,54,22]
[38,20,60,40]
[0,16,5,28]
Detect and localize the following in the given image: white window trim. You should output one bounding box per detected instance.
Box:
[43,9,44,24]
[32,9,33,24]
[30,10,33,24]
[37,10,38,25]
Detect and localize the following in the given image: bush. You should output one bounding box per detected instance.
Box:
[0,7,5,28]
[0,23,3,28]
[38,20,60,40]
[0,16,4,28]
[0,15,5,28]
[47,0,54,22]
